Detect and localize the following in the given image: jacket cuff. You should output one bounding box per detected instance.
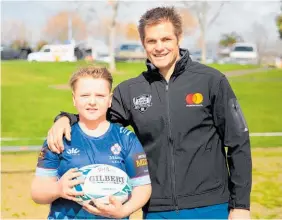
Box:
[54,111,79,126]
[228,200,250,210]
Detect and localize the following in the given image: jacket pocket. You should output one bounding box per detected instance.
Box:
[176,146,224,196]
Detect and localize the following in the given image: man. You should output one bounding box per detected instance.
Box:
[47,7,252,219]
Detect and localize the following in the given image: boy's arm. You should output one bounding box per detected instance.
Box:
[31,168,84,204]
[83,184,151,218]
[31,176,60,204]
[31,144,84,204]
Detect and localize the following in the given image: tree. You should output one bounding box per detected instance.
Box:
[36,40,49,51]
[67,0,125,72]
[107,0,120,72]
[276,1,282,39]
[1,20,31,46]
[89,18,123,45]
[182,1,226,63]
[219,32,243,47]
[85,0,122,72]
[276,14,282,39]
[250,22,268,64]
[43,11,87,43]
[178,8,198,36]
[124,22,139,41]
[10,39,30,49]
[276,1,282,40]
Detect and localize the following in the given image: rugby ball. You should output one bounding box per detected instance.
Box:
[73,164,132,205]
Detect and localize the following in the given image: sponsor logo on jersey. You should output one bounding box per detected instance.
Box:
[66,147,80,155]
[134,153,148,177]
[38,148,46,160]
[133,94,152,113]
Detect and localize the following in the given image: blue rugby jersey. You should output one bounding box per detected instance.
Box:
[35,123,151,219]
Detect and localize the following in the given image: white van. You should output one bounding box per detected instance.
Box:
[27,44,77,62]
[229,43,259,65]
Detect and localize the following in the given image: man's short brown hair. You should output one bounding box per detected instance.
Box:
[138,6,183,43]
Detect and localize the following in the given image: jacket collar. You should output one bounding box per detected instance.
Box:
[145,48,191,77]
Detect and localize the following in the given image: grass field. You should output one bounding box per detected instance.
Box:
[1,61,282,219]
[1,61,281,147]
[1,148,282,219]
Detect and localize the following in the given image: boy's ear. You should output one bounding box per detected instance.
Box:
[72,92,75,106]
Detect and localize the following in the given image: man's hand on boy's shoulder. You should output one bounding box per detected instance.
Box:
[47,116,71,154]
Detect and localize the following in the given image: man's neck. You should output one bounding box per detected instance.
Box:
[159,53,181,82]
[159,63,176,82]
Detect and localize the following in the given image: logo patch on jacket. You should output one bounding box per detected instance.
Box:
[186,93,203,107]
[133,94,152,113]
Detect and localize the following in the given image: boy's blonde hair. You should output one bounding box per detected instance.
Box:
[69,66,113,91]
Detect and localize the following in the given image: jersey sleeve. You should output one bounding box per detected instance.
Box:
[124,132,151,187]
[35,140,60,177]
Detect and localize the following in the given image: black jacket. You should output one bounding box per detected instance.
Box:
[65,49,252,212]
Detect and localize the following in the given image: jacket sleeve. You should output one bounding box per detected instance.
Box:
[54,111,79,126]
[212,75,252,210]
[107,85,131,127]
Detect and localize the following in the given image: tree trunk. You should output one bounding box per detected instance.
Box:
[200,2,207,64]
[109,26,116,72]
[108,1,119,73]
[201,29,207,64]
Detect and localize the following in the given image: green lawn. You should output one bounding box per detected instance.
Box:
[1,61,281,147]
[228,69,282,147]
[2,148,282,219]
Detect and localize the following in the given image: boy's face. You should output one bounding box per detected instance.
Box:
[72,77,112,122]
[143,21,180,73]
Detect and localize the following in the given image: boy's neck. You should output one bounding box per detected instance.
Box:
[78,119,110,137]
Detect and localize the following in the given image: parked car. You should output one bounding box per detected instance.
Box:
[27,44,77,62]
[1,45,32,60]
[115,43,146,62]
[190,50,217,64]
[75,39,110,63]
[229,43,259,65]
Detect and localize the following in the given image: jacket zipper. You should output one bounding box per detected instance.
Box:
[165,83,179,212]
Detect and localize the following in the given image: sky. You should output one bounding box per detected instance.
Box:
[1,0,281,49]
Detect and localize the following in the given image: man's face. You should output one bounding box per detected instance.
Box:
[72,77,112,122]
[143,21,180,72]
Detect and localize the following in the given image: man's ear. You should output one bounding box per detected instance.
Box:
[109,92,113,108]
[178,34,184,47]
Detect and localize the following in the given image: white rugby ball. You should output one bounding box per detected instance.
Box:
[73,164,132,205]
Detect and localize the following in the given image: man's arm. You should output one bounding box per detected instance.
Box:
[107,84,131,127]
[47,111,78,153]
[212,76,252,212]
[54,111,79,125]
